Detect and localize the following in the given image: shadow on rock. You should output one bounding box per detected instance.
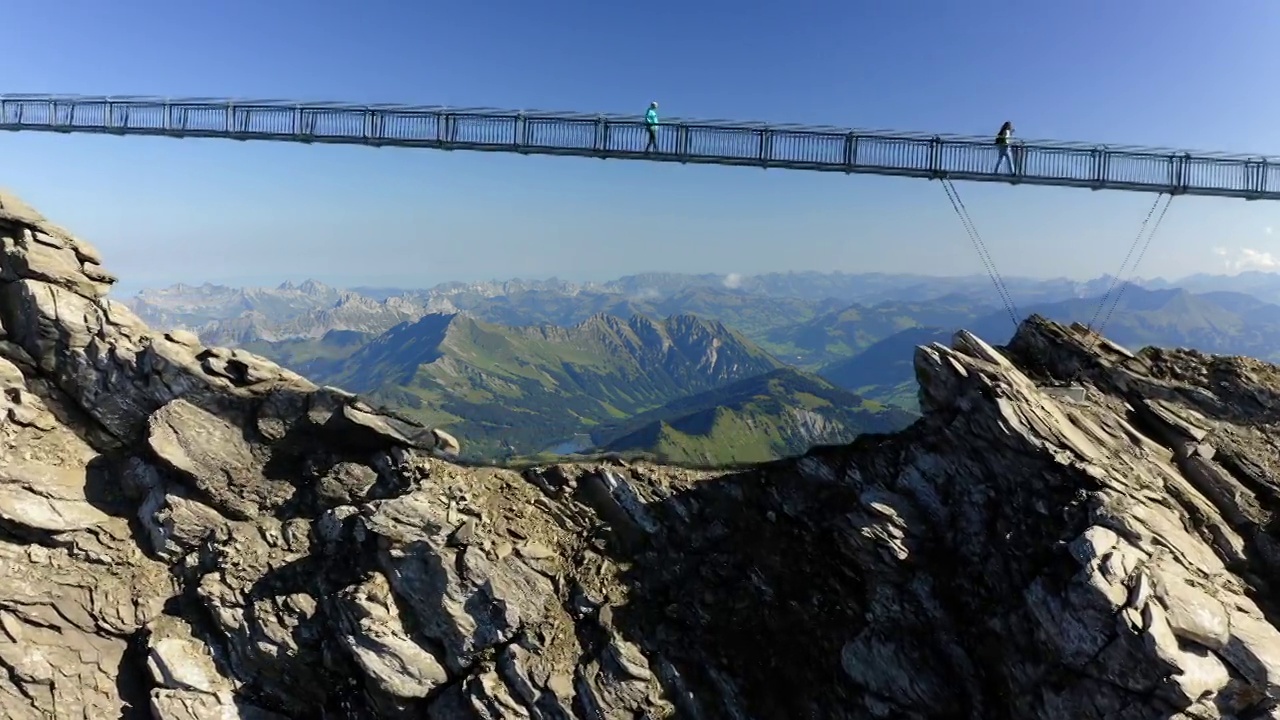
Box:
[586,432,1280,720]
[113,628,153,720]
[592,443,954,719]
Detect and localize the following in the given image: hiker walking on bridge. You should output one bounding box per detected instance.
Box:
[644,102,660,153]
[994,121,1016,175]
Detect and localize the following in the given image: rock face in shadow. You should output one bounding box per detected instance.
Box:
[1,188,1280,718]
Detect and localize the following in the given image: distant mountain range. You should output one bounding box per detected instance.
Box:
[121,269,1280,465]
[124,269,1280,350]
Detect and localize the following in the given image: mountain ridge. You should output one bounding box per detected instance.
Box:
[4,188,1280,716]
[322,310,786,458]
[588,366,917,464]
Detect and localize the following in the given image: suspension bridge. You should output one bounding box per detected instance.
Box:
[0,92,1256,343]
[1,93,1279,201]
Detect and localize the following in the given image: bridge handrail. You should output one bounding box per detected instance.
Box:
[0,93,1269,163]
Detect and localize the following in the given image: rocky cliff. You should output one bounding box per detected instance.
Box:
[1,189,1280,719]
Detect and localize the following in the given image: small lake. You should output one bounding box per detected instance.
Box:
[543,433,594,455]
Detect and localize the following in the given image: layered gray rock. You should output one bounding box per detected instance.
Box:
[0,187,1279,718]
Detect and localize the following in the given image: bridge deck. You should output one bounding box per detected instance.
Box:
[2,93,1276,200]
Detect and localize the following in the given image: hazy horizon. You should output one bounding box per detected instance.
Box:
[111,267,1280,299]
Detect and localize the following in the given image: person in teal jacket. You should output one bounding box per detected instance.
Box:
[644,102,659,153]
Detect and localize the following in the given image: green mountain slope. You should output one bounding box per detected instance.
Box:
[239,329,371,379]
[763,296,990,367]
[587,368,918,465]
[316,312,786,459]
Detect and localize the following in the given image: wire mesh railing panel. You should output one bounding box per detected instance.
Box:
[374,112,439,142]
[1182,156,1249,194]
[937,142,998,175]
[303,108,367,138]
[449,114,518,146]
[55,100,107,128]
[768,131,845,165]
[1,100,50,125]
[112,103,168,131]
[1260,163,1280,195]
[172,105,230,133]
[854,137,932,170]
[229,106,295,135]
[525,118,597,150]
[1018,146,1097,182]
[605,123,651,153]
[685,126,765,160]
[1106,153,1174,188]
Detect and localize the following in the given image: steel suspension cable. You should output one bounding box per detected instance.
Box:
[1085,192,1165,332]
[940,177,1021,330]
[1093,193,1175,340]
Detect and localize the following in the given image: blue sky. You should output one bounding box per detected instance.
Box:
[6,0,1280,293]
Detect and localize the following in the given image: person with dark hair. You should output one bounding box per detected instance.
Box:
[994,121,1016,174]
[644,102,660,153]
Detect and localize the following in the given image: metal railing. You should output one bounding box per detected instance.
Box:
[1,93,1277,200]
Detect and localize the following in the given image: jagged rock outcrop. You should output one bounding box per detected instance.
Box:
[4,188,1280,718]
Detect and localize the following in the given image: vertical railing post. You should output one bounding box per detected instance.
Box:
[929,136,942,178]
[226,103,233,134]
[436,113,458,148]
[514,113,524,150]
[598,115,609,155]
[843,133,858,172]
[677,124,688,162]
[758,128,771,167]
[1090,146,1105,189]
[1260,159,1269,197]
